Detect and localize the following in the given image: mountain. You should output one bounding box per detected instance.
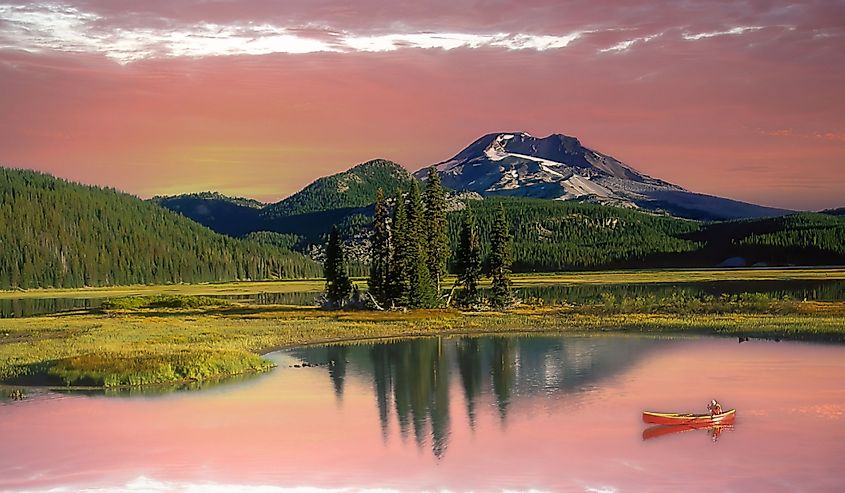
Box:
[150,192,264,236]
[416,132,790,221]
[823,207,845,216]
[262,159,416,218]
[0,168,321,289]
[151,159,415,246]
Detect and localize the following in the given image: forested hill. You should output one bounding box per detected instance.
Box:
[0,168,321,290]
[457,198,701,271]
[261,159,416,217]
[259,195,843,271]
[459,200,845,271]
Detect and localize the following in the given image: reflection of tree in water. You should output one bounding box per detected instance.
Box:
[491,337,516,422]
[370,344,392,438]
[326,345,348,399]
[294,335,663,458]
[368,339,451,458]
[456,338,482,429]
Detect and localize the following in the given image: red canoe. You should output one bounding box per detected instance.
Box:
[642,409,736,426]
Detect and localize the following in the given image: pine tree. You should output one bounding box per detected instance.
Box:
[455,207,482,307]
[489,204,513,308]
[369,188,391,305]
[424,167,449,297]
[387,193,410,306]
[405,182,435,308]
[324,225,352,309]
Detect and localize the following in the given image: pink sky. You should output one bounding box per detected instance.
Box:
[0,0,843,210]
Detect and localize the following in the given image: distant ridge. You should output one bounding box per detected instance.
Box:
[151,192,264,237]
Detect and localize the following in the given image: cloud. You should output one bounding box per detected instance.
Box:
[762,128,845,143]
[816,132,845,142]
[340,31,587,53]
[0,4,339,61]
[683,26,764,41]
[599,33,662,53]
[0,2,592,63]
[0,2,823,63]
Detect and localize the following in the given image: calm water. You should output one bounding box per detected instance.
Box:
[3,278,845,317]
[2,335,845,492]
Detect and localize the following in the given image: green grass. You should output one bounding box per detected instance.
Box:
[101,294,230,310]
[43,350,271,387]
[579,292,803,315]
[2,292,845,389]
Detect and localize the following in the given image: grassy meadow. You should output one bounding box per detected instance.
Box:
[2,268,845,389]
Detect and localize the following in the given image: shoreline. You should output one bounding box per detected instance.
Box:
[3,300,845,391]
[0,326,822,393]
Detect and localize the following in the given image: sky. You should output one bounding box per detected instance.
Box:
[0,1,843,210]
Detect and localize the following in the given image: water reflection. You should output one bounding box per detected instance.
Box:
[3,335,845,492]
[0,291,318,318]
[0,297,104,318]
[643,424,734,442]
[292,335,664,458]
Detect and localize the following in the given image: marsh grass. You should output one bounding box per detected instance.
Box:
[101,294,230,310]
[583,292,802,315]
[43,350,271,387]
[2,292,845,389]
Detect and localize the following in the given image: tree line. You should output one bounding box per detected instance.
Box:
[323,168,514,309]
[449,198,700,271]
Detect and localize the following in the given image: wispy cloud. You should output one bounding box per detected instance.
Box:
[599,33,662,53]
[762,128,845,143]
[683,26,764,41]
[0,2,590,63]
[342,31,587,53]
[816,132,845,142]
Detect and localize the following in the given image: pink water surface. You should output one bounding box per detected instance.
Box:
[1,335,844,492]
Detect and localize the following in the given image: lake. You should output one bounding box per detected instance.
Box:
[2,334,844,492]
[3,277,845,317]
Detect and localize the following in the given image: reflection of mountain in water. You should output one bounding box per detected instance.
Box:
[291,335,664,458]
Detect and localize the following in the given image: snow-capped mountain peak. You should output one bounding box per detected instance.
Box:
[417,132,789,220]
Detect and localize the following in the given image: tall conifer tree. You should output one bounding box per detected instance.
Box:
[387,193,410,306]
[324,225,352,308]
[424,167,449,297]
[455,207,482,307]
[369,188,391,305]
[489,204,513,308]
[406,182,435,307]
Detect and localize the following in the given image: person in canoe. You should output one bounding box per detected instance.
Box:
[707,399,723,415]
